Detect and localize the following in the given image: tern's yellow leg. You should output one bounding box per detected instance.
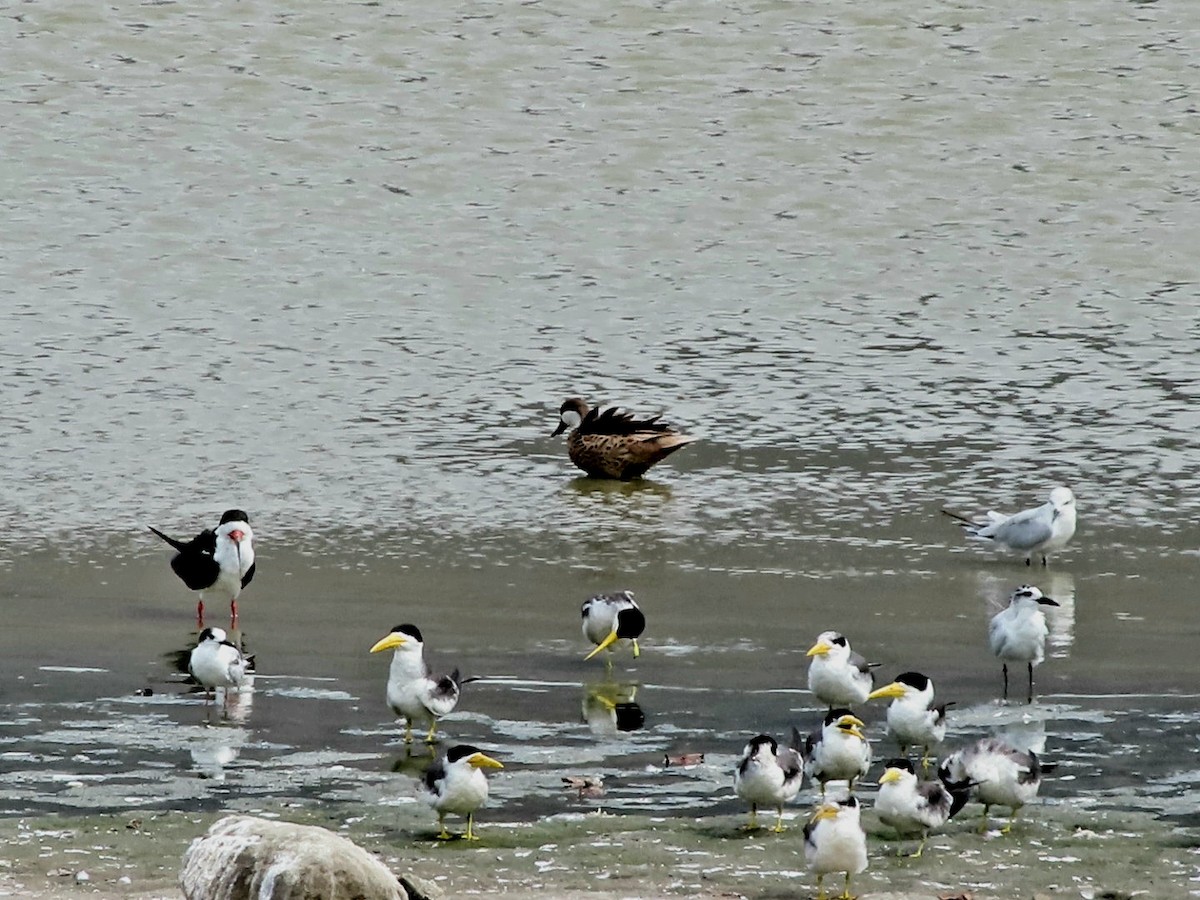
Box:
[977,804,991,833]
[632,639,641,658]
[838,871,856,899]
[771,805,785,833]
[403,720,414,744]
[464,812,480,841]
[909,833,927,858]
[814,873,827,900]
[742,804,759,831]
[1001,808,1019,834]
[435,814,452,841]
[425,719,438,744]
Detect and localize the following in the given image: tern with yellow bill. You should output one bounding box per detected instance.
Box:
[582,591,646,667]
[868,671,952,771]
[806,631,877,710]
[875,758,971,857]
[804,709,872,795]
[734,730,805,832]
[804,796,867,900]
[369,624,463,744]
[422,744,504,841]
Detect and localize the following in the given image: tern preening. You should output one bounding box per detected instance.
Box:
[804,709,871,796]
[940,737,1055,834]
[581,590,646,667]
[875,758,972,857]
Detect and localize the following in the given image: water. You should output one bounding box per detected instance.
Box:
[1,0,1197,840]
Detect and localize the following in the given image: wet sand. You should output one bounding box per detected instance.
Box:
[3,798,1191,899]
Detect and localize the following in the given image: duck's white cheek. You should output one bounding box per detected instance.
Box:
[561,410,582,429]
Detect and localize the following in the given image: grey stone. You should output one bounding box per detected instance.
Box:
[399,874,445,900]
[180,814,407,900]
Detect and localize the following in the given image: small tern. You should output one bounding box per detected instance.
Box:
[804,709,871,796]
[733,730,805,832]
[421,744,504,841]
[150,510,256,621]
[804,796,868,900]
[943,485,1077,566]
[581,591,646,667]
[875,758,972,857]
[988,585,1059,703]
[807,631,877,709]
[940,737,1055,833]
[188,626,252,699]
[370,624,464,744]
[868,671,953,770]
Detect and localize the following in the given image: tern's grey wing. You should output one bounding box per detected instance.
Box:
[777,747,804,782]
[848,651,874,676]
[981,506,1053,550]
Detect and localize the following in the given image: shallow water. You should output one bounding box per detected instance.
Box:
[1,0,1198,849]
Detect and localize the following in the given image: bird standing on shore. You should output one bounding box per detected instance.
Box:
[582,591,646,667]
[149,509,256,622]
[874,758,972,857]
[804,710,871,796]
[421,744,504,841]
[369,624,463,744]
[188,626,252,699]
[804,796,868,900]
[733,731,805,832]
[988,585,1059,703]
[550,397,696,480]
[867,672,952,770]
[807,632,876,709]
[939,737,1054,834]
[943,486,1077,566]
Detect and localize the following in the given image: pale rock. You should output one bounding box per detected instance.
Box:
[179,814,407,900]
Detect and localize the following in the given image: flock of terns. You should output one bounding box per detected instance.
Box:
[148,398,1080,900]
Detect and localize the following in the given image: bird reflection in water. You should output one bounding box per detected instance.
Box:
[582,680,645,735]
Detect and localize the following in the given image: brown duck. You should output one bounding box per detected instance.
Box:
[551,397,696,480]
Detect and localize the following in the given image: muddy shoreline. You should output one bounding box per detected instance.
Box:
[3,795,1192,899]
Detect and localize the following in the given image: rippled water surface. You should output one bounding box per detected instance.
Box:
[1,0,1198,843]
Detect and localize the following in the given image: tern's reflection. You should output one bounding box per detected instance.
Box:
[1039,570,1076,659]
[582,680,645,735]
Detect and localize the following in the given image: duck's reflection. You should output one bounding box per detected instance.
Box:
[582,680,645,735]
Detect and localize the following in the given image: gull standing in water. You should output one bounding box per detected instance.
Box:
[988,585,1059,703]
[807,631,877,709]
[581,591,646,668]
[804,797,868,900]
[943,486,1077,566]
[421,744,504,841]
[733,731,805,832]
[150,510,256,622]
[867,672,953,771]
[369,624,463,744]
[874,758,972,857]
[940,737,1055,834]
